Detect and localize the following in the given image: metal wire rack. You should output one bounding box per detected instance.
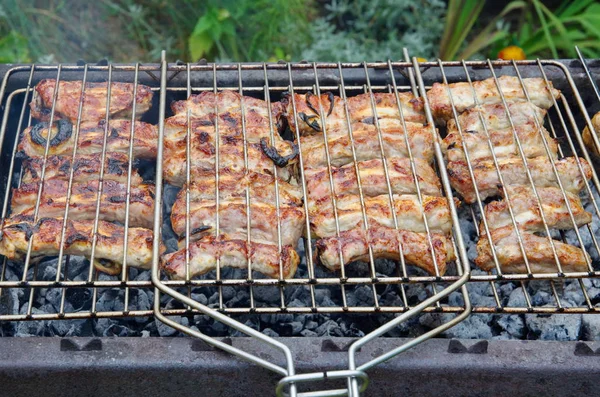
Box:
[1,52,599,395]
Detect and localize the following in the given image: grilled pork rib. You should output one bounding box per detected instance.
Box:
[162,237,299,279]
[475,225,589,273]
[309,194,454,237]
[446,102,547,133]
[30,79,154,123]
[19,119,157,159]
[447,156,592,204]
[482,186,592,232]
[11,179,155,229]
[175,171,303,207]
[443,123,557,163]
[582,111,600,156]
[304,157,441,201]
[315,225,455,276]
[0,217,157,273]
[170,199,305,247]
[162,135,294,186]
[427,76,560,125]
[21,152,143,185]
[283,92,426,135]
[302,123,435,168]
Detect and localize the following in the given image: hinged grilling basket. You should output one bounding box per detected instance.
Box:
[0,49,598,396]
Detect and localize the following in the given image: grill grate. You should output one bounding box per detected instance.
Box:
[0,59,599,322]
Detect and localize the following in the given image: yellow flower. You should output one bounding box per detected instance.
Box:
[416,57,428,63]
[497,46,526,60]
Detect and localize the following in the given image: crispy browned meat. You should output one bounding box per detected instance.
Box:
[170,199,305,247]
[582,111,600,156]
[19,119,157,159]
[475,225,589,273]
[443,123,557,163]
[283,92,425,135]
[482,186,591,232]
[162,135,294,186]
[0,217,157,273]
[315,224,454,276]
[447,156,592,204]
[21,152,143,185]
[175,170,302,207]
[304,157,441,202]
[309,194,454,237]
[11,179,155,228]
[163,92,296,186]
[171,91,283,121]
[161,236,299,279]
[302,122,435,168]
[446,102,547,133]
[427,76,560,125]
[30,79,154,123]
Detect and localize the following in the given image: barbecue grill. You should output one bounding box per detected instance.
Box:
[0,49,599,396]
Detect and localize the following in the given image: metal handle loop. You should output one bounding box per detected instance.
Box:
[276,370,369,397]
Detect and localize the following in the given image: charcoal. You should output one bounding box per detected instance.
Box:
[135,270,151,281]
[581,314,600,341]
[305,320,318,330]
[156,318,180,337]
[253,286,281,303]
[347,285,375,307]
[314,288,332,304]
[300,329,317,337]
[42,263,58,280]
[0,288,19,316]
[316,320,342,336]
[496,315,525,338]
[221,286,236,301]
[191,293,209,306]
[526,313,582,341]
[443,314,494,340]
[262,328,279,337]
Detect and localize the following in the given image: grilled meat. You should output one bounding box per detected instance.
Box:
[162,236,299,279]
[11,179,155,228]
[284,92,426,135]
[447,156,592,204]
[443,123,557,162]
[30,79,153,123]
[446,102,547,133]
[170,199,305,247]
[162,135,293,186]
[19,119,157,159]
[0,217,157,273]
[304,158,441,202]
[302,123,435,168]
[171,91,283,121]
[475,225,589,273]
[482,186,591,232]
[21,152,143,185]
[315,224,454,276]
[175,171,302,207]
[582,111,600,156]
[309,194,454,237]
[427,76,560,125]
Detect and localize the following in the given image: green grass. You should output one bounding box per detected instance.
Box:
[0,0,314,63]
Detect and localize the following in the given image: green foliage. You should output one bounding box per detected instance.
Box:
[188,7,236,61]
[0,31,30,63]
[300,0,447,62]
[440,0,600,60]
[438,0,484,61]
[513,0,600,59]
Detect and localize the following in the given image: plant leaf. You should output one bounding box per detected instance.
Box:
[0,31,31,63]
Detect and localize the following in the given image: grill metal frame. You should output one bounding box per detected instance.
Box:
[0,53,598,396]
